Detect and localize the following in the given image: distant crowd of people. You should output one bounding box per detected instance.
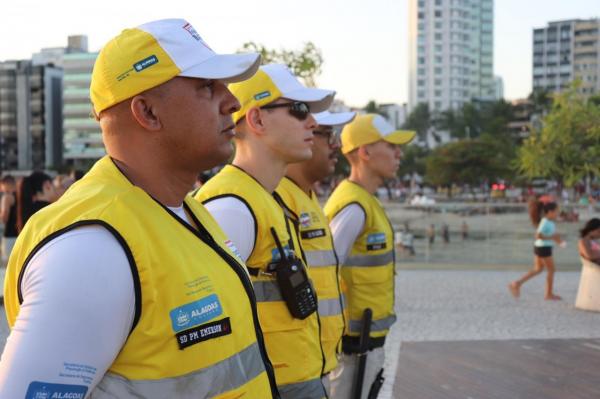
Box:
[0,170,83,263]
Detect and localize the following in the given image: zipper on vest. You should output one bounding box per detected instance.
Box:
[181,204,280,399]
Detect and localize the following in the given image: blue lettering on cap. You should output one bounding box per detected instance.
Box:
[169,293,223,333]
[133,55,159,72]
[254,91,271,100]
[26,381,88,399]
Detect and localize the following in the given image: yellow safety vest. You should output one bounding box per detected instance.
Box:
[196,165,326,399]
[275,177,345,374]
[324,180,396,344]
[4,157,278,399]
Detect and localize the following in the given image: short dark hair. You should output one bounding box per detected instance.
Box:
[580,218,600,238]
[1,174,15,185]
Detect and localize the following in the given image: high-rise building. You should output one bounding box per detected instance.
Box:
[32,35,89,68]
[0,60,63,171]
[62,51,103,167]
[409,0,495,112]
[532,19,600,96]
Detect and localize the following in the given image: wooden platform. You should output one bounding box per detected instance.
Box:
[393,338,600,399]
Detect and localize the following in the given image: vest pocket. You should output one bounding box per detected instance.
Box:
[343,265,392,285]
[258,301,308,332]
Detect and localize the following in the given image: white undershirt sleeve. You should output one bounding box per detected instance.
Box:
[329,204,366,264]
[203,196,256,262]
[0,226,135,398]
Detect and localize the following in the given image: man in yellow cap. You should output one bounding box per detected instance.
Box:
[274,110,355,395]
[196,63,334,398]
[324,114,415,399]
[0,19,279,399]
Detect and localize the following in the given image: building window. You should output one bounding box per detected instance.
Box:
[418,79,426,87]
[435,44,443,52]
[435,56,443,63]
[435,33,443,40]
[419,57,426,65]
[435,10,442,18]
[418,90,426,98]
[435,67,443,74]
[418,12,425,19]
[418,68,426,76]
[435,0,442,5]
[435,22,443,29]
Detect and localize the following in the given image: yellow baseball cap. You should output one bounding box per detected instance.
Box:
[341,114,416,154]
[228,63,335,124]
[90,19,261,114]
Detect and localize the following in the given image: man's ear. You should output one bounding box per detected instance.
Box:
[130,95,163,131]
[357,145,371,161]
[244,107,267,136]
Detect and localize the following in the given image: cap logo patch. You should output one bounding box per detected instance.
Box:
[254,91,271,100]
[182,23,202,41]
[133,55,158,72]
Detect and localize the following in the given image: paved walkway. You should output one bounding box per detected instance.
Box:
[378,270,600,399]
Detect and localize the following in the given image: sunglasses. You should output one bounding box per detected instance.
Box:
[260,101,311,121]
[313,127,339,146]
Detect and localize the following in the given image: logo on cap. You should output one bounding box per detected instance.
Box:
[254,91,271,100]
[133,55,159,72]
[182,23,202,40]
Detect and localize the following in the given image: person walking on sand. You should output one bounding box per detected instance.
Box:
[509,198,564,300]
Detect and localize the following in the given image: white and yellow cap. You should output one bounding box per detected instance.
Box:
[90,18,261,114]
[229,63,335,124]
[341,114,416,154]
[314,110,356,127]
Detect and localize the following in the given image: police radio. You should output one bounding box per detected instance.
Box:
[270,227,318,320]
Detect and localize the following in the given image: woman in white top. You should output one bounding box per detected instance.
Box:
[509,198,563,300]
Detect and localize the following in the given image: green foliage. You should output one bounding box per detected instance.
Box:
[435,100,514,140]
[425,137,514,187]
[398,144,429,179]
[239,42,323,87]
[403,103,431,140]
[528,88,553,114]
[518,83,600,187]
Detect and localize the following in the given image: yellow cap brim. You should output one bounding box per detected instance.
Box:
[383,130,416,145]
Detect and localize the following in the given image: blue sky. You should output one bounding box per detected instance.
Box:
[0,0,598,107]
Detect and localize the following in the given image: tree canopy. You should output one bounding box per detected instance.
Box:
[518,82,600,187]
[238,42,323,87]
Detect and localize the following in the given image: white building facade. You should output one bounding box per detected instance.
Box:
[533,19,600,97]
[409,0,495,112]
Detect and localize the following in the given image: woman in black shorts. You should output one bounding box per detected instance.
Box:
[509,198,563,300]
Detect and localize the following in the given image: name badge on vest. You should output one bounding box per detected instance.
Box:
[301,228,326,240]
[170,294,232,349]
[366,232,387,251]
[176,317,232,350]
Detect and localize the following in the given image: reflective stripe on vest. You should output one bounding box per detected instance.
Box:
[93,342,265,398]
[278,377,326,399]
[304,249,337,267]
[348,315,397,334]
[318,297,344,317]
[344,250,394,267]
[252,280,283,302]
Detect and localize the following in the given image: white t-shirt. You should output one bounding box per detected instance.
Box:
[204,197,256,262]
[328,204,366,264]
[0,206,190,398]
